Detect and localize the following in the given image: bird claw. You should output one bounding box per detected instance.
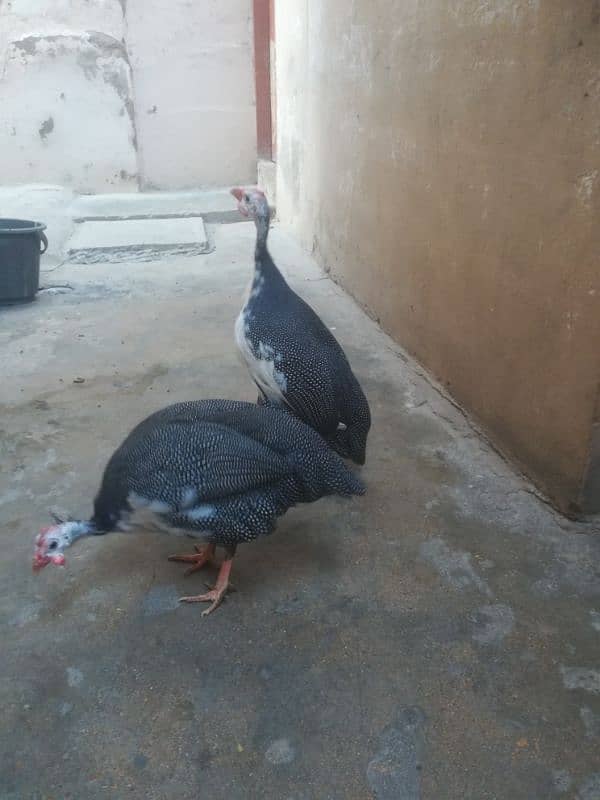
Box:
[177,555,234,616]
[168,544,219,576]
[179,586,229,616]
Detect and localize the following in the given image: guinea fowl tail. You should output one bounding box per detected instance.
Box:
[329,427,366,466]
[330,375,371,465]
[338,467,366,497]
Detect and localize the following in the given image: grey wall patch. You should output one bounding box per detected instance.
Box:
[39,116,54,140]
[367,706,427,800]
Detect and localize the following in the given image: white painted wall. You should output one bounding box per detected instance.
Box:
[0,0,125,53]
[126,0,257,190]
[0,33,138,193]
[0,1,137,193]
[0,0,257,192]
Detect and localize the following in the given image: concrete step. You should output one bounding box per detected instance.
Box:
[66,216,210,264]
[70,188,242,224]
[0,184,261,266]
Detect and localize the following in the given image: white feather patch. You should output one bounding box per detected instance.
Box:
[128,492,171,514]
[235,310,288,403]
[186,504,216,521]
[180,487,197,509]
[250,274,265,299]
[149,500,171,513]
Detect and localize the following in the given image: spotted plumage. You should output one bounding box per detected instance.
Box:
[231,187,371,465]
[33,400,365,614]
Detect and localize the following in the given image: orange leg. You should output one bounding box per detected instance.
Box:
[179,557,234,616]
[168,543,219,577]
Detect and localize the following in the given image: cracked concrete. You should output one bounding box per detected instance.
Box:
[0,221,599,799]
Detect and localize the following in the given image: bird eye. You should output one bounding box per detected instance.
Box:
[49,541,58,551]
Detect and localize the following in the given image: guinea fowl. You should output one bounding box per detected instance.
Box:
[231,187,371,465]
[32,399,364,615]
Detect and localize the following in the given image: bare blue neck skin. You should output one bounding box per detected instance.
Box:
[71,520,96,541]
[255,209,270,256]
[250,207,288,297]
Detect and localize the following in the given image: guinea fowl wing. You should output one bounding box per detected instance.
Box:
[39,398,365,616]
[97,419,292,517]
[276,350,340,433]
[248,293,347,435]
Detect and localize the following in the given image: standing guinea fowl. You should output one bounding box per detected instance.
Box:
[231,187,371,465]
[32,399,364,615]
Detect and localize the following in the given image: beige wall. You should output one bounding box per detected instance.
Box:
[276,0,600,513]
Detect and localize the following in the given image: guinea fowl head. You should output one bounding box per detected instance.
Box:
[231,187,271,251]
[231,187,269,221]
[32,520,91,572]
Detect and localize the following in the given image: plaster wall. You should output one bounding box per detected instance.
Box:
[0,2,137,193]
[126,0,257,189]
[0,0,257,191]
[276,0,600,513]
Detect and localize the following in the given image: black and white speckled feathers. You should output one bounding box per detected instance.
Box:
[92,399,365,548]
[233,189,371,465]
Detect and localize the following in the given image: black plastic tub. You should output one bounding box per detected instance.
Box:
[0,218,48,305]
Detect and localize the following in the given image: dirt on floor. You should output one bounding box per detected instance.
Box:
[0,221,599,800]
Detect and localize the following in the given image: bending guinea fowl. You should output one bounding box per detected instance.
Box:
[231,187,371,465]
[32,399,365,615]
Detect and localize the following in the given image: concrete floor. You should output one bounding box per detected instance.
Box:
[0,221,599,800]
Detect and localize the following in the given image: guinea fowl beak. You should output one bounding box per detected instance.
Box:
[32,554,51,573]
[32,551,66,573]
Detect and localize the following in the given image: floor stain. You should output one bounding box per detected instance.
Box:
[420,537,493,598]
[470,603,515,645]
[367,706,427,800]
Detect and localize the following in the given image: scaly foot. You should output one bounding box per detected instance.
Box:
[179,557,233,616]
[168,543,218,577]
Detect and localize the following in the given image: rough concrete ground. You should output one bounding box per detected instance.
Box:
[0,184,241,269]
[0,221,599,800]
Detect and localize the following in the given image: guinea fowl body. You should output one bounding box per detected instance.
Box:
[92,399,365,545]
[33,400,364,614]
[232,189,371,465]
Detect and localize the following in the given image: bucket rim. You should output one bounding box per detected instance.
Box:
[0,218,47,234]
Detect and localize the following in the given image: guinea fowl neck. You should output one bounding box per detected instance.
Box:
[254,209,270,257]
[252,208,288,289]
[68,520,98,543]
